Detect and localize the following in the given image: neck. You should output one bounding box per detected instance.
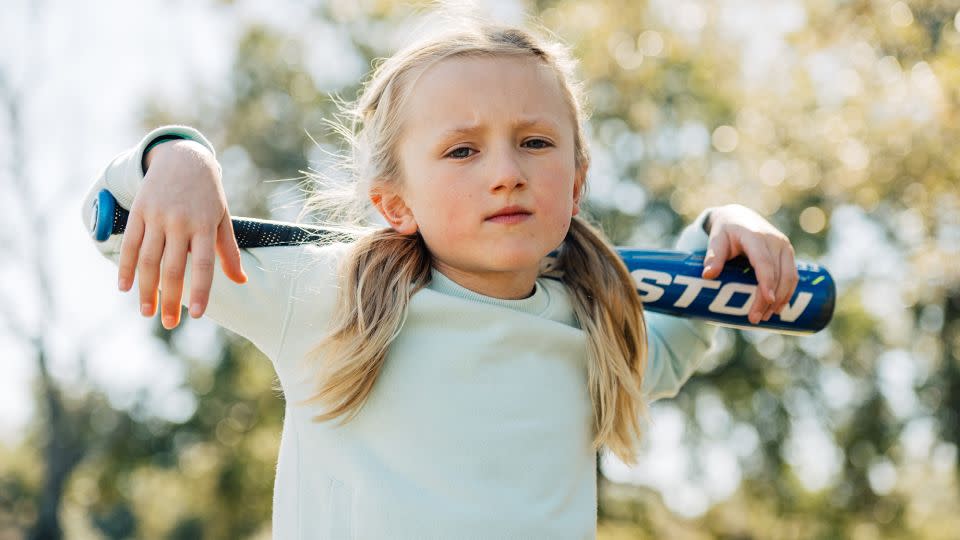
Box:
[432,262,539,300]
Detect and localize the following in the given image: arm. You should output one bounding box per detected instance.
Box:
[80,126,306,361]
[641,209,718,402]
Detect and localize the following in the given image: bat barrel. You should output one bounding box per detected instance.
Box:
[619,249,834,335]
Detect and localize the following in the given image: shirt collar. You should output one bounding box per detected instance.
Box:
[426,268,552,316]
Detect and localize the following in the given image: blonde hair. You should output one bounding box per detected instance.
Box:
[293,20,649,465]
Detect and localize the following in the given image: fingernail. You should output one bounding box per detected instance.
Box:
[119,277,129,291]
[703,264,712,273]
[163,315,175,328]
[141,304,152,316]
[190,303,202,318]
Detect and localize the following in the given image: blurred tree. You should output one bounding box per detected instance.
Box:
[5,0,960,538]
[0,3,160,538]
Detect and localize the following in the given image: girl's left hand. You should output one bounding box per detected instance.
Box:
[700,204,799,325]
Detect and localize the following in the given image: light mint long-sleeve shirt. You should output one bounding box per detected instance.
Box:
[81,125,716,540]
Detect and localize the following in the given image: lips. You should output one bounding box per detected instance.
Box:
[485,205,532,220]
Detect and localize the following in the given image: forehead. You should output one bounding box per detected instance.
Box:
[400,55,572,138]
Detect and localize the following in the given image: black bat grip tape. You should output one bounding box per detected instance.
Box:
[93,189,334,248]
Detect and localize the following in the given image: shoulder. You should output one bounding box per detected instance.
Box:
[299,240,355,268]
[295,241,355,291]
[286,240,356,314]
[279,240,357,350]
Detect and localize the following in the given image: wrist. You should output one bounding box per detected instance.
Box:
[142,135,186,174]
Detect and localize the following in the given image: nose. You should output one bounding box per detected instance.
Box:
[489,144,527,193]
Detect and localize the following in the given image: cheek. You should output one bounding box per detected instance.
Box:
[542,164,579,233]
[544,164,577,211]
[548,201,575,236]
[415,184,477,238]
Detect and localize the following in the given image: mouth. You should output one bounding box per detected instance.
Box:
[485,205,533,224]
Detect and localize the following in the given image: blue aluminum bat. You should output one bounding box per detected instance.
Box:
[89,188,834,335]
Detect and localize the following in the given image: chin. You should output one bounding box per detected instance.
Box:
[483,244,550,272]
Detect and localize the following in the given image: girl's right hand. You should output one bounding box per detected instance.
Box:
[116,139,248,330]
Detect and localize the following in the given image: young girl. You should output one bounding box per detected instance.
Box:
[82,21,798,540]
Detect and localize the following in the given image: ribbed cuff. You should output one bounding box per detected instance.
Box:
[141,134,186,174]
[104,125,218,209]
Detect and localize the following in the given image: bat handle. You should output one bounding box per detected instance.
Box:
[88,188,336,246]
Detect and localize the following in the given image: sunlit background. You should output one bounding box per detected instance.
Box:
[3,0,960,538]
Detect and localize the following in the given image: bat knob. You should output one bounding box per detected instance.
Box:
[90,189,117,242]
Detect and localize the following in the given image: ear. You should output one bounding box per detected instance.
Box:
[571,163,587,217]
[369,184,418,235]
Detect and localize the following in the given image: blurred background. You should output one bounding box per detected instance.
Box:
[2,0,959,538]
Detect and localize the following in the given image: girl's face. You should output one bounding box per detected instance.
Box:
[372,55,585,298]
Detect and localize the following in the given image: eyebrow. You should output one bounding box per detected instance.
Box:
[435,117,561,141]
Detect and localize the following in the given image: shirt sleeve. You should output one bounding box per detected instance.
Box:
[79,125,307,362]
[641,209,719,402]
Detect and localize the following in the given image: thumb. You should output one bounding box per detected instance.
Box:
[217,212,248,284]
[702,234,729,279]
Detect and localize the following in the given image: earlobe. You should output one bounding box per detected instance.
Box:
[369,187,418,235]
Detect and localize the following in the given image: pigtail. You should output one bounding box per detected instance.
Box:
[559,216,649,466]
[296,228,432,424]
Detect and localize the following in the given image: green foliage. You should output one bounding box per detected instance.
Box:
[7,0,960,538]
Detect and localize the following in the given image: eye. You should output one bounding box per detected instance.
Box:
[446,147,475,159]
[523,138,553,149]
[445,139,553,159]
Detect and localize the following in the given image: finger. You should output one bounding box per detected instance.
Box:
[189,231,216,318]
[137,226,165,318]
[741,237,777,324]
[772,248,800,317]
[117,208,145,291]
[763,248,792,321]
[702,232,731,280]
[216,213,248,284]
[160,234,189,329]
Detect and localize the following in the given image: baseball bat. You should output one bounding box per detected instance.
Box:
[89,189,834,335]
